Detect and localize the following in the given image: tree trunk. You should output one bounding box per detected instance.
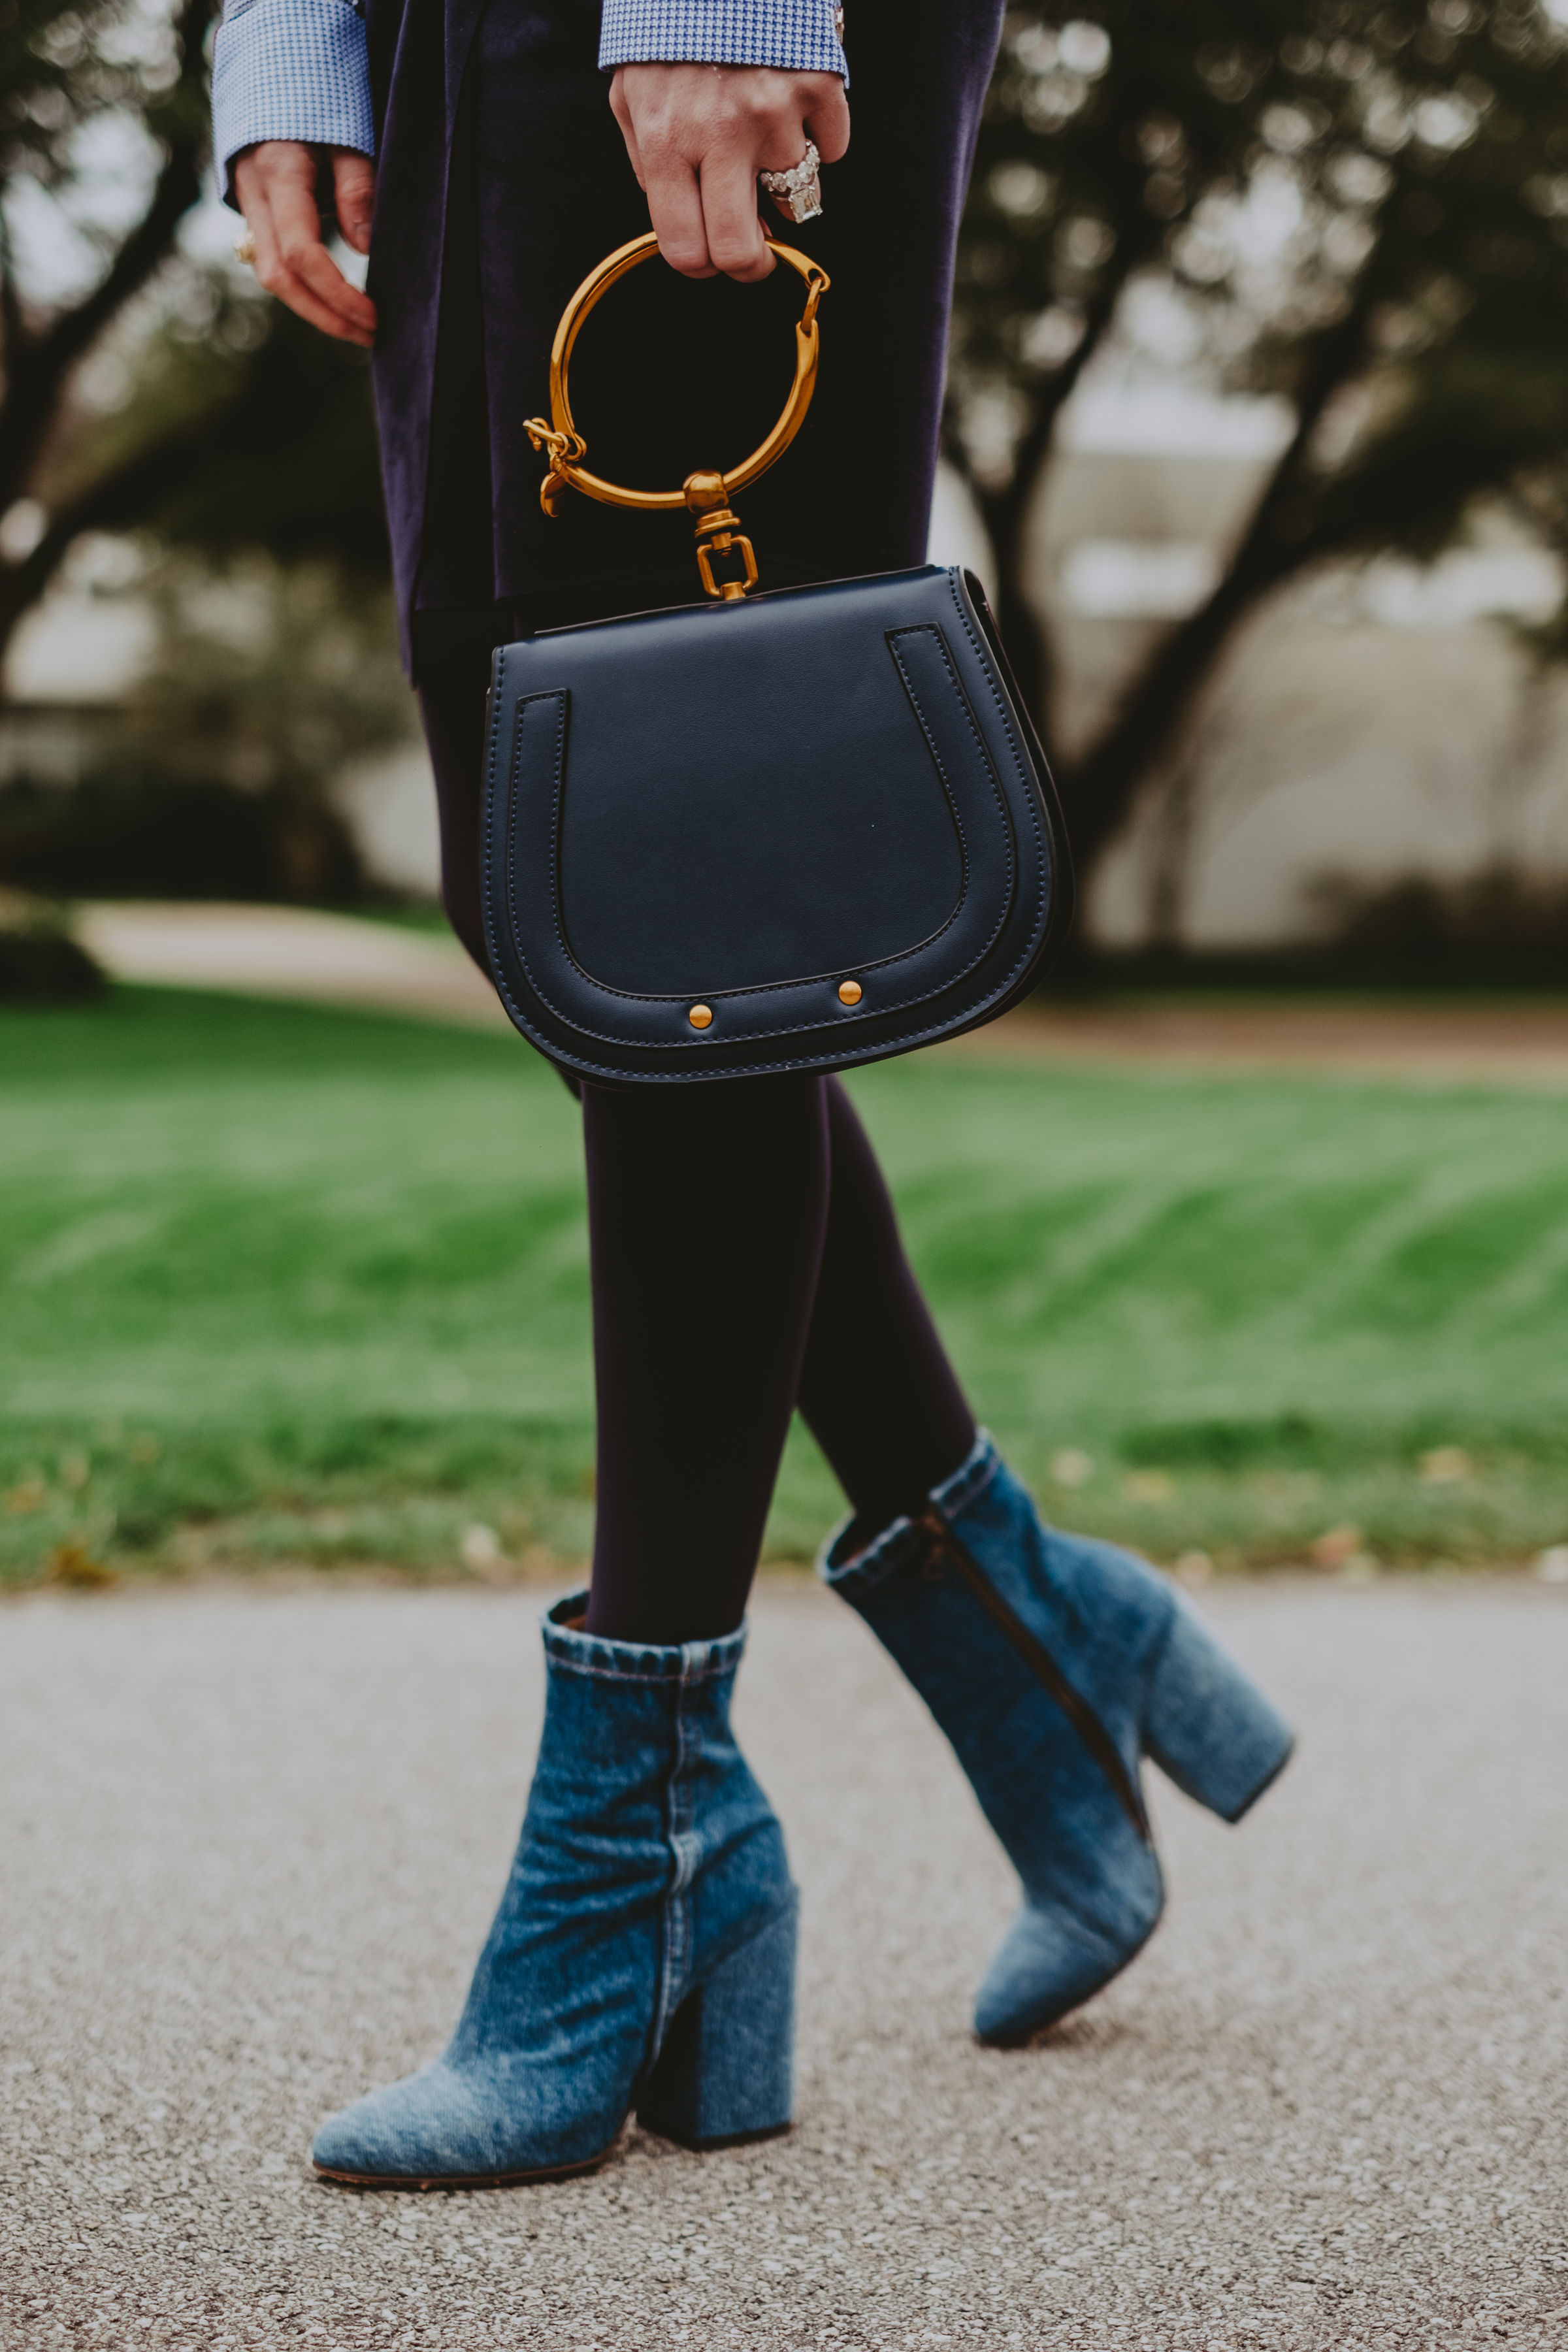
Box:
[0,415,226,676]
[1051,298,1379,879]
[0,0,214,678]
[977,478,1056,764]
[1057,529,1301,874]
[945,248,1149,786]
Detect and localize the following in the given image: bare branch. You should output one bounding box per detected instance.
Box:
[947,218,1166,779]
[0,215,23,384]
[0,0,216,509]
[0,409,214,666]
[1060,291,1382,872]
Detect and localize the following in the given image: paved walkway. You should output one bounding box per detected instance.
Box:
[78,902,508,1030]
[973,996,1568,1085]
[3,1575,1565,2347]
[76,902,1568,1080]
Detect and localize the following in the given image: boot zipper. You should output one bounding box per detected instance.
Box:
[915,1507,1152,1845]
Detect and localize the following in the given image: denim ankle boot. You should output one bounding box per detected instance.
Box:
[821,1434,1292,2047]
[311,1595,797,2187]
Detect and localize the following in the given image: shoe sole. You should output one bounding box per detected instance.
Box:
[1220,1733,1296,1823]
[638,2117,794,2153]
[312,2114,793,2189]
[313,2140,619,2192]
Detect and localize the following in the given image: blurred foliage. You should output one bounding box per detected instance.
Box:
[1043,861,1568,986]
[0,0,207,207]
[0,0,400,906]
[118,553,408,783]
[0,887,103,996]
[0,0,387,678]
[0,0,216,644]
[1309,862,1568,979]
[12,0,1568,915]
[0,769,363,899]
[44,279,389,580]
[951,0,1568,871]
[0,549,414,900]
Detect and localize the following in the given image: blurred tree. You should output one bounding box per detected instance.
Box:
[950,0,1568,876]
[41,274,387,574]
[120,550,407,786]
[15,0,1568,922]
[0,0,386,672]
[0,0,215,652]
[0,553,408,902]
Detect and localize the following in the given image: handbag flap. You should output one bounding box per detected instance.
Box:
[554,596,966,996]
[483,565,1063,1079]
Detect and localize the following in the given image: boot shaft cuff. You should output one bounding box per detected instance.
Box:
[540,1592,748,1685]
[817,1429,1002,1601]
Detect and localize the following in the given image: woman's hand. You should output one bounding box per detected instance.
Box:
[231,143,378,346]
[610,63,849,282]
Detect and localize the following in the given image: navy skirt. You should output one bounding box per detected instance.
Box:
[402,0,1005,640]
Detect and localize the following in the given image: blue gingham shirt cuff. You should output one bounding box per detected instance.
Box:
[210,0,375,211]
[598,0,847,80]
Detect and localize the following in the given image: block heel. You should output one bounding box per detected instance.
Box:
[1142,1599,1294,1823]
[821,1433,1294,2046]
[636,1895,797,2149]
[310,1599,796,2189]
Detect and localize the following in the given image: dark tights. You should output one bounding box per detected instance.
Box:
[417,612,976,1642]
[583,1073,975,1641]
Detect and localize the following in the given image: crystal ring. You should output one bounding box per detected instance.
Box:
[760,140,823,225]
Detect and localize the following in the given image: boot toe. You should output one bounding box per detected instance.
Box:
[973,1883,1163,2047]
[312,2062,491,2181]
[310,2060,603,2184]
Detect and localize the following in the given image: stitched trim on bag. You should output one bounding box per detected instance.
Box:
[498,633,1014,1044]
[480,576,1056,1077]
[943,572,1047,900]
[542,635,989,1011]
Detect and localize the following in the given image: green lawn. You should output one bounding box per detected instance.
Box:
[3,986,1566,1587]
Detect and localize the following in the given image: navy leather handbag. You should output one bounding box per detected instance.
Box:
[482,235,1072,1085]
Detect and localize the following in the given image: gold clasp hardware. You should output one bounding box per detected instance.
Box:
[523,419,587,518]
[523,231,828,598]
[685,469,758,602]
[523,420,585,463]
[694,520,759,602]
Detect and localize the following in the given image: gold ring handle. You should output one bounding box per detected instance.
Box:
[523,231,830,598]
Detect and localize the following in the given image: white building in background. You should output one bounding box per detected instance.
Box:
[7,393,1568,943]
[0,538,155,787]
[1002,384,1568,948]
[331,742,443,900]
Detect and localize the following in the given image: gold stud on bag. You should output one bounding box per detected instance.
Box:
[523,231,829,602]
[485,240,1073,1085]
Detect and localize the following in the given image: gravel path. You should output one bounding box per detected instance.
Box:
[3,1575,1566,2348]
